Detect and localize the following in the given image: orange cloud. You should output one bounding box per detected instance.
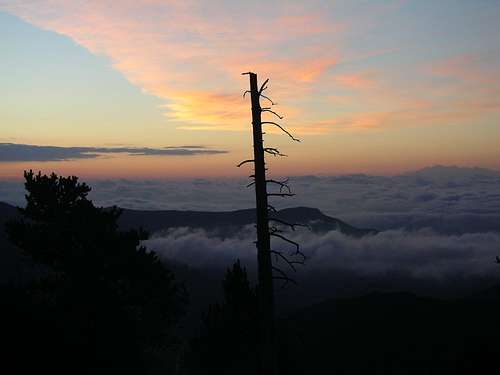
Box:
[1,1,339,133]
[162,91,247,129]
[2,0,498,141]
[299,95,500,135]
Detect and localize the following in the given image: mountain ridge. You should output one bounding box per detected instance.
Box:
[117,205,378,237]
[0,200,377,237]
[406,165,500,179]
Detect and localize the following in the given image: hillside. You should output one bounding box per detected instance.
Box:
[283,290,500,374]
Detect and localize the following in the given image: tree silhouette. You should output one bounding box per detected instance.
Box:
[182,260,258,374]
[241,72,304,374]
[4,170,186,374]
[181,260,305,375]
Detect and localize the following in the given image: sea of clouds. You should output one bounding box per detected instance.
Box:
[2,165,499,233]
[2,166,499,295]
[145,225,500,303]
[146,225,500,280]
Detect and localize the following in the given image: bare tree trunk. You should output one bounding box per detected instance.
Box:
[247,72,276,374]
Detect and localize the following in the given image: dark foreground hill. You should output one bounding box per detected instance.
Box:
[2,198,500,374]
[281,289,500,374]
[0,202,36,283]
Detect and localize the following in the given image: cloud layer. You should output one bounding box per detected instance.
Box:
[1,165,499,299]
[146,226,500,280]
[1,166,499,234]
[144,225,500,303]
[87,166,500,234]
[0,143,227,162]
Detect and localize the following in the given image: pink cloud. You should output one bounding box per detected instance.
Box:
[1,0,340,132]
[2,0,498,140]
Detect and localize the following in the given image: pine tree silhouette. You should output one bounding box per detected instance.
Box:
[183,261,258,374]
[4,170,186,374]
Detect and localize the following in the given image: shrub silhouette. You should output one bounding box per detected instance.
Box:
[4,171,186,374]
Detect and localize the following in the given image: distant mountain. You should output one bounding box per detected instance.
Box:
[118,206,378,237]
[407,165,500,179]
[0,201,377,243]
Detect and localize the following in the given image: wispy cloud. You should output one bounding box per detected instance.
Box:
[0,143,227,162]
[0,1,340,132]
[1,0,499,143]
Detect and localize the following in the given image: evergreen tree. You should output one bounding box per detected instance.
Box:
[4,171,186,374]
[183,260,258,374]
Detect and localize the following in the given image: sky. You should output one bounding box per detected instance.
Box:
[1,0,500,179]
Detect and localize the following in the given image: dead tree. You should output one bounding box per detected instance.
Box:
[241,72,302,374]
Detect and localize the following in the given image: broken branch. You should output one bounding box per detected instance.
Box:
[272,266,298,288]
[268,218,306,231]
[260,94,276,106]
[264,148,287,157]
[259,78,269,94]
[266,178,291,193]
[270,232,300,253]
[261,122,300,142]
[267,193,295,197]
[261,108,284,119]
[237,159,254,167]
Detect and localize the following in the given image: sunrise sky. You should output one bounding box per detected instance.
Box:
[1,0,500,179]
